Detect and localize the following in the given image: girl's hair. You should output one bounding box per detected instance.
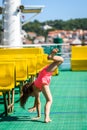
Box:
[20,82,34,108]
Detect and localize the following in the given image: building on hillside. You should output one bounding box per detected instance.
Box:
[34,36,45,44]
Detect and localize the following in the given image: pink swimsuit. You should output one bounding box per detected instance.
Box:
[34,66,52,90]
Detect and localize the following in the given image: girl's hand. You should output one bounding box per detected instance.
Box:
[32,116,41,120]
[28,107,36,112]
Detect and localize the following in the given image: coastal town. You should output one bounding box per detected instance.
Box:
[22,28,87,45]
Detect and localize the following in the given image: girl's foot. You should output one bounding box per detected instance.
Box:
[44,118,52,123]
[48,48,58,60]
[52,48,58,54]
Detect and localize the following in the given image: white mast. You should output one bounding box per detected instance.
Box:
[0,0,44,47]
[2,0,22,46]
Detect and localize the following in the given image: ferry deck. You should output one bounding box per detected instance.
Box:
[0,45,87,130]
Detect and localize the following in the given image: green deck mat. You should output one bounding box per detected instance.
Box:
[0,71,87,130]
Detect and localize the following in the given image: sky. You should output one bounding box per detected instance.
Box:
[0,0,87,22]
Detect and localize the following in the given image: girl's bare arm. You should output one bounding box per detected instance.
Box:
[32,92,41,120]
[35,94,41,118]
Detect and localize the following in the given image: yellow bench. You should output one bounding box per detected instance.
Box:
[27,55,37,81]
[71,46,87,70]
[0,47,44,55]
[0,58,28,93]
[0,47,44,76]
[0,62,15,116]
[0,46,44,73]
[0,47,58,85]
[0,92,2,96]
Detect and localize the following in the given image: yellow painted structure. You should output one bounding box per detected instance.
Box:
[71,46,87,70]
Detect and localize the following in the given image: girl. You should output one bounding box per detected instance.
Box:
[20,48,64,123]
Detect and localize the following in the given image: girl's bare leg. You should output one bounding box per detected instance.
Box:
[47,55,64,72]
[42,85,52,123]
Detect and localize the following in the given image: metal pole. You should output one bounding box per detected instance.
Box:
[2,0,22,46]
